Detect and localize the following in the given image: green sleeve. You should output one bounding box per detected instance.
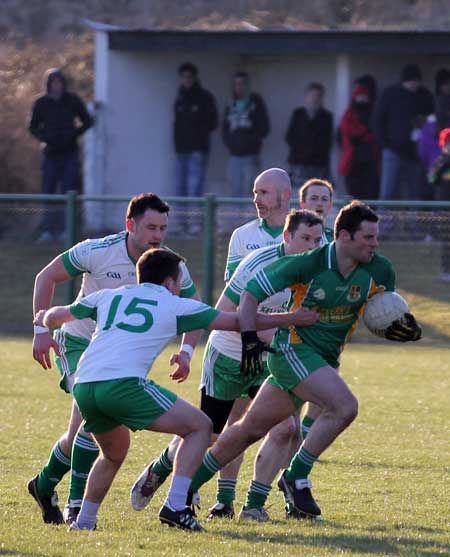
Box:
[223,284,240,306]
[224,260,241,282]
[61,251,83,277]
[180,283,197,299]
[176,308,220,334]
[245,255,303,302]
[69,302,97,321]
[368,255,396,293]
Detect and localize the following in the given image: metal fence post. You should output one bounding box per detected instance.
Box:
[202,194,217,305]
[65,190,78,303]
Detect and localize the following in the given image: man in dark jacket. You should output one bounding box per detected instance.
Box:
[374,64,434,200]
[285,82,333,188]
[29,68,93,242]
[223,72,270,197]
[174,62,218,233]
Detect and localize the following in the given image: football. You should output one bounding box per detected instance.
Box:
[363,291,409,336]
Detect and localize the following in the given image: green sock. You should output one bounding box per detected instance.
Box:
[190,451,222,493]
[37,442,71,496]
[285,446,318,481]
[216,479,236,506]
[69,432,99,505]
[152,448,173,483]
[244,480,271,510]
[301,416,315,439]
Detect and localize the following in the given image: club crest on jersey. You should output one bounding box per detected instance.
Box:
[312,288,326,300]
[347,285,361,302]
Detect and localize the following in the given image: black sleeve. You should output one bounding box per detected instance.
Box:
[73,94,94,136]
[28,99,48,142]
[256,96,270,138]
[285,111,296,146]
[372,90,389,148]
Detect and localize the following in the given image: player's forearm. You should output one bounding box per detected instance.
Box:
[33,272,57,316]
[180,330,202,352]
[43,306,76,329]
[255,311,293,329]
[239,292,259,332]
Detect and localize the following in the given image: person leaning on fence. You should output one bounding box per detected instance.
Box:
[173,62,218,235]
[427,128,450,282]
[29,68,93,243]
[285,82,333,188]
[222,72,270,198]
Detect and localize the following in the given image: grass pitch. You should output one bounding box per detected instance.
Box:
[1,337,449,557]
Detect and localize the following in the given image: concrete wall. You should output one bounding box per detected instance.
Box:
[85,37,450,230]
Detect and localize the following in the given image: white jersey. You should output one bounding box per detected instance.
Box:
[224,218,284,281]
[210,243,290,361]
[71,283,218,384]
[61,232,196,341]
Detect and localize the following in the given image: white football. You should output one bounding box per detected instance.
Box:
[363,291,409,336]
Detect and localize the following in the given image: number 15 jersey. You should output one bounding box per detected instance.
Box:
[70,283,218,384]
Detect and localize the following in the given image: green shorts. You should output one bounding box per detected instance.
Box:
[54,330,90,393]
[200,341,268,401]
[73,377,177,434]
[268,342,334,392]
[265,375,305,411]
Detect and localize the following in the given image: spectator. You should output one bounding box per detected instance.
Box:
[373,64,434,200]
[355,74,378,106]
[427,128,450,282]
[338,83,379,200]
[434,68,450,96]
[418,95,450,178]
[223,72,270,197]
[29,68,93,242]
[285,82,333,188]
[174,62,218,234]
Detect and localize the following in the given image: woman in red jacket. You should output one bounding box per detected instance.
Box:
[338,84,380,200]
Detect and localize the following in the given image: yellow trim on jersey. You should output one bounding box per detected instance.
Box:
[288,282,309,344]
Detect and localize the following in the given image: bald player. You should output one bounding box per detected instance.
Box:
[224,168,292,281]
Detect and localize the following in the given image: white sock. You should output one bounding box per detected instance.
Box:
[164,475,191,511]
[76,499,100,529]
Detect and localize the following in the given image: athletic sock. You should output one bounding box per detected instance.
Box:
[285,446,318,481]
[244,480,271,510]
[301,416,316,439]
[76,499,100,530]
[216,478,237,507]
[190,451,222,493]
[37,442,71,496]
[152,448,173,482]
[164,475,192,511]
[69,432,100,505]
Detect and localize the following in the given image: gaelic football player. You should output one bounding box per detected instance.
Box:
[30,193,201,525]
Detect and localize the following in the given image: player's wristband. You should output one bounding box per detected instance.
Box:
[34,325,50,334]
[180,344,194,360]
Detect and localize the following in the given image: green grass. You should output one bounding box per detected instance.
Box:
[1,338,449,557]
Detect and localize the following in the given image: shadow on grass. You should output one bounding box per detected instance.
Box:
[213,525,449,556]
[0,551,47,557]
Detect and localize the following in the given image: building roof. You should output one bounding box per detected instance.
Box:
[84,19,450,54]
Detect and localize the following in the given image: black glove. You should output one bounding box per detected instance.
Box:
[384,312,422,342]
[240,331,275,377]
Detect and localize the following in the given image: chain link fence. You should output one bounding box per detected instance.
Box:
[1,193,449,337]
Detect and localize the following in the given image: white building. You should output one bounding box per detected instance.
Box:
[84,21,450,229]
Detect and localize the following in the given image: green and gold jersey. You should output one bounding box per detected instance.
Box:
[245,242,395,366]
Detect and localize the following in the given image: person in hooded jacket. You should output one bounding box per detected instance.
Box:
[173,62,218,223]
[338,84,380,200]
[29,68,93,242]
